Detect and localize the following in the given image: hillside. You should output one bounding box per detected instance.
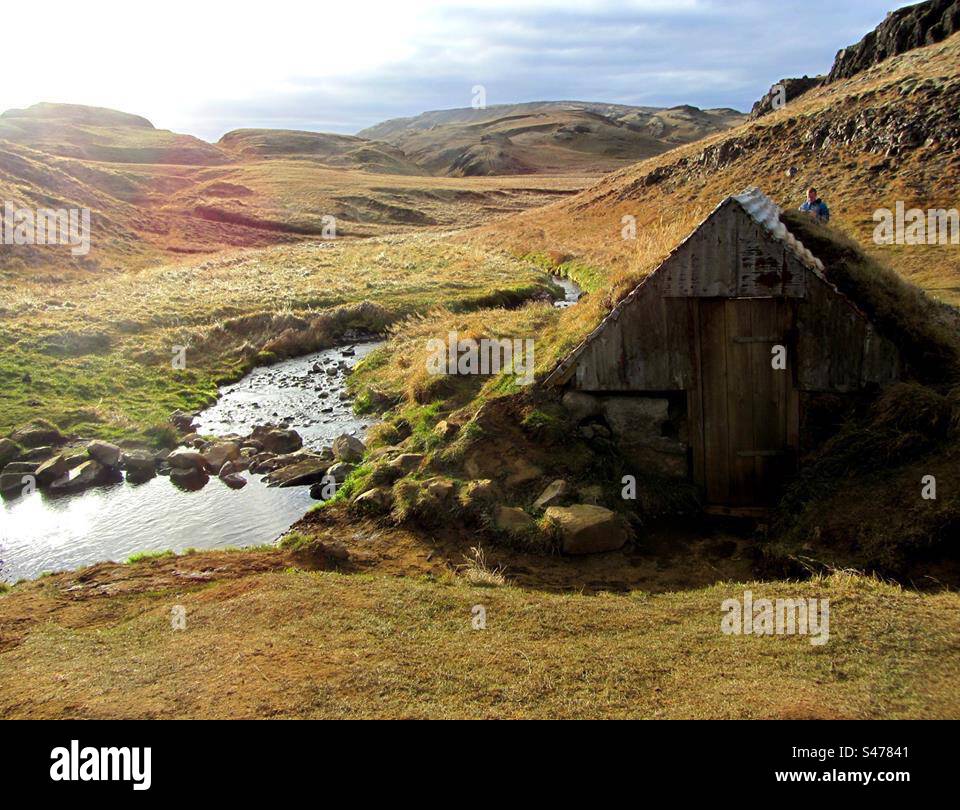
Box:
[0,103,230,165]
[0,96,745,272]
[369,24,957,583]
[482,33,960,305]
[359,101,745,176]
[0,104,592,273]
[217,128,427,175]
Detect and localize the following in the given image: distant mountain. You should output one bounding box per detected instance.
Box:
[0,103,230,165]
[217,129,426,175]
[358,101,745,176]
[0,103,594,272]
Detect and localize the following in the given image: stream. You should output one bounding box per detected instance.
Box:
[0,277,582,583]
[553,275,582,308]
[0,341,382,582]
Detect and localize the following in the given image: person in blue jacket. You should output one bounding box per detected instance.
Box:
[800,187,830,223]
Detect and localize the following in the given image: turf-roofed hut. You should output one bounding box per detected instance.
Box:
[545,188,902,516]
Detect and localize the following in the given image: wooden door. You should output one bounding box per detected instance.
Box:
[692,298,798,509]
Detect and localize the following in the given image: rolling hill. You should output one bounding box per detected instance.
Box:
[216,128,427,175]
[0,97,744,273]
[0,104,593,273]
[358,101,746,176]
[0,103,230,165]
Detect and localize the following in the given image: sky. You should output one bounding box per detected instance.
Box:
[3,0,914,141]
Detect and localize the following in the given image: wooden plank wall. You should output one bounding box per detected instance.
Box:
[798,274,900,391]
[660,203,807,299]
[573,273,694,391]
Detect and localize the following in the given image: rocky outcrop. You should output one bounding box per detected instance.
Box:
[745,0,959,121]
[544,505,630,555]
[749,76,824,119]
[827,0,960,84]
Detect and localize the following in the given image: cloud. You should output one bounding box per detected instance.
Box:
[0,0,913,140]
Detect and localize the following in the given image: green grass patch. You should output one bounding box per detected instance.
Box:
[520,251,608,295]
[126,549,176,564]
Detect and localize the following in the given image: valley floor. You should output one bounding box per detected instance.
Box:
[0,536,957,719]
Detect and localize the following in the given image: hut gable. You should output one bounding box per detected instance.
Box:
[546,188,901,511]
[657,193,815,299]
[545,188,898,391]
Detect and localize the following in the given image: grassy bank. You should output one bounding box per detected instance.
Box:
[0,553,956,718]
[0,233,556,443]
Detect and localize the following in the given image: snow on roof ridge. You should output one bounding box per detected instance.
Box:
[733,187,824,272]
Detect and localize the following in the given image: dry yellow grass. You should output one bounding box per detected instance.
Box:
[0,554,956,719]
[0,119,595,274]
